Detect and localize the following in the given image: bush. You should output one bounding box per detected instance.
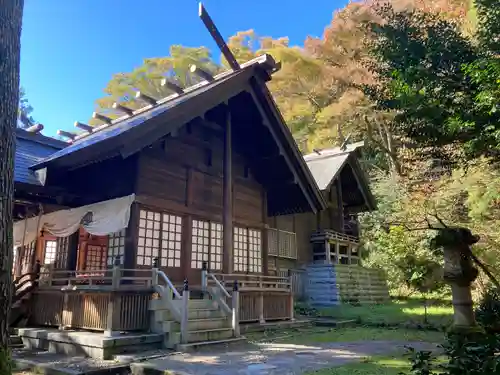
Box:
[475,287,500,332]
[406,331,500,375]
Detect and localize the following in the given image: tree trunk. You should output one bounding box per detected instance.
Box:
[0,1,24,373]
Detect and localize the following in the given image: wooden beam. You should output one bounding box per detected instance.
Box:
[135,91,157,106]
[190,64,214,82]
[74,121,93,133]
[161,78,184,95]
[25,123,44,133]
[222,108,233,274]
[92,112,113,124]
[198,2,240,71]
[112,102,134,116]
[57,129,76,140]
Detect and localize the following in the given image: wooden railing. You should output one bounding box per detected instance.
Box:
[311,229,359,244]
[30,258,154,334]
[268,228,297,259]
[205,271,294,323]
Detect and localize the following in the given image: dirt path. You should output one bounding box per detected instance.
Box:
[131,340,439,375]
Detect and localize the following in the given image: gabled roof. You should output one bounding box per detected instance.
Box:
[304,142,364,190]
[303,141,376,210]
[15,129,66,186]
[28,54,326,215]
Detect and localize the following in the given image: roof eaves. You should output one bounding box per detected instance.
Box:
[249,77,327,213]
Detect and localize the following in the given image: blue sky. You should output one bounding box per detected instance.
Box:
[21,0,348,137]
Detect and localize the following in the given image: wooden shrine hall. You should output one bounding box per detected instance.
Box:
[10,54,328,357]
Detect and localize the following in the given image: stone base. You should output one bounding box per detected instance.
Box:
[16,327,163,360]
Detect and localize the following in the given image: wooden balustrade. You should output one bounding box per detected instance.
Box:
[206,272,294,323]
[268,228,297,259]
[30,262,154,333]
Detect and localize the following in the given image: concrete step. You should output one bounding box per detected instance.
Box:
[150,299,218,311]
[9,335,24,348]
[175,336,247,352]
[154,307,225,321]
[187,327,234,343]
[161,317,230,333]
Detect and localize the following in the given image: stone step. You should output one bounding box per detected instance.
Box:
[175,336,247,352]
[9,335,24,348]
[161,317,231,333]
[155,307,225,321]
[149,299,217,311]
[187,327,234,343]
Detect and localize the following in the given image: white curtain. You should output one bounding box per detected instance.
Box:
[13,194,135,247]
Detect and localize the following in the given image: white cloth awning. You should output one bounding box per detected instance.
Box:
[14,194,135,248]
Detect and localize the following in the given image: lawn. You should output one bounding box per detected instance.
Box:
[316,298,453,327]
[304,354,447,375]
[304,355,411,375]
[247,326,445,344]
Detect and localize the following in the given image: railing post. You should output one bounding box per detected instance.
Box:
[258,292,265,324]
[232,280,240,337]
[181,279,190,344]
[152,257,159,287]
[201,261,208,299]
[33,259,41,287]
[106,255,123,337]
[112,255,121,288]
[288,269,294,321]
[46,264,53,287]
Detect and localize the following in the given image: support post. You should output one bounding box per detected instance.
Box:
[325,240,331,264]
[105,255,123,337]
[288,269,295,321]
[222,108,233,274]
[181,279,190,344]
[258,292,265,324]
[201,261,208,299]
[152,257,159,287]
[348,244,352,265]
[232,280,240,337]
[335,242,340,265]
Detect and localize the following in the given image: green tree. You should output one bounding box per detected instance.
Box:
[18,87,34,128]
[363,1,500,159]
[92,46,221,125]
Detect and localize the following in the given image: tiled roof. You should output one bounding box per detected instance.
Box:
[15,130,65,186]
[303,142,364,190]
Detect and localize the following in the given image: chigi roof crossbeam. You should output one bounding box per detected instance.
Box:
[55,2,245,144]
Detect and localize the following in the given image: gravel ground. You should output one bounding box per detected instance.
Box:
[12,348,173,374]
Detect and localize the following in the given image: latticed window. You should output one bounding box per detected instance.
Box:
[234,227,248,272]
[191,220,222,270]
[137,209,182,267]
[43,240,57,265]
[85,245,106,270]
[234,227,262,273]
[107,230,126,267]
[248,229,262,273]
[55,236,69,269]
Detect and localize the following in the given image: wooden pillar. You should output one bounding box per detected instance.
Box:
[336,176,344,232]
[123,203,138,284]
[222,108,233,274]
[325,240,331,264]
[66,231,79,271]
[335,242,340,265]
[261,188,269,275]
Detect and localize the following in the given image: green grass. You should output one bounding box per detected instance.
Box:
[304,355,411,375]
[317,299,453,327]
[247,326,444,344]
[304,354,446,375]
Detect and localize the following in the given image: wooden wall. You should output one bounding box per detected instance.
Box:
[268,182,344,271]
[133,120,266,282]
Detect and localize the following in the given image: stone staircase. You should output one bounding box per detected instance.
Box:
[150,288,244,350]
